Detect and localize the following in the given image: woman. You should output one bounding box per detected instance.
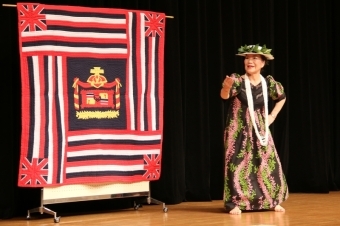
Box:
[220,44,288,215]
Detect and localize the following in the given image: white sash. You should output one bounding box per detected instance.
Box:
[244,74,269,146]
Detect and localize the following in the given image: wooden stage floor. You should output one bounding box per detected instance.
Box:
[1,192,339,226]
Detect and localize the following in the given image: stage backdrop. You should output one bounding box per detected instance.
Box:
[16,3,165,187]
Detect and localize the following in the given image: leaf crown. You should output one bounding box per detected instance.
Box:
[237,44,272,54]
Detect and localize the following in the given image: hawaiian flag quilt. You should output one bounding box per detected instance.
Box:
[17,3,165,187]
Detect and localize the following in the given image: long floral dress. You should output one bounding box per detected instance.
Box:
[223,73,288,211]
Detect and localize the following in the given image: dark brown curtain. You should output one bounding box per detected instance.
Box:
[1,0,339,219]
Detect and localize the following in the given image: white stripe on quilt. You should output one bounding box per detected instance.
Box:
[47,56,53,183]
[140,13,146,131]
[32,56,41,159]
[46,14,126,25]
[57,56,66,183]
[67,134,161,142]
[128,12,135,130]
[151,36,156,131]
[67,149,160,157]
[22,46,127,54]
[21,30,127,39]
[66,165,144,173]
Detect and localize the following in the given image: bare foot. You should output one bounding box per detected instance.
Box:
[274,205,285,212]
[229,206,242,215]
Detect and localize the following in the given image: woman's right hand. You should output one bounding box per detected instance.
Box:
[222,76,233,89]
[221,75,233,99]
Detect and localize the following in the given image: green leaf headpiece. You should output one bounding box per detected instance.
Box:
[236,44,274,60]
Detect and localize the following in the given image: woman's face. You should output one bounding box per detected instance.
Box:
[244,54,265,75]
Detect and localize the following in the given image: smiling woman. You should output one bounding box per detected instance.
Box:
[244,54,267,82]
[220,44,288,215]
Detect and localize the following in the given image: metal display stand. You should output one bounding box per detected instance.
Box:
[26,181,167,223]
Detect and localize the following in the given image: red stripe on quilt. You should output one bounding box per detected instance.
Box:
[20,58,30,157]
[65,175,144,185]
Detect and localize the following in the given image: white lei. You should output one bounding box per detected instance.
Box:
[244,74,269,146]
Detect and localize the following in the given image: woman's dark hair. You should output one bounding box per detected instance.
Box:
[260,55,269,65]
[260,55,269,73]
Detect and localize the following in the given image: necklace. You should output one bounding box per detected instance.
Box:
[244,74,269,146]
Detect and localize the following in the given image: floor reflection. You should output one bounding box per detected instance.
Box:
[226,211,289,226]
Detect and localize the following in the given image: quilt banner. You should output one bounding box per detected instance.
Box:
[17,3,165,187]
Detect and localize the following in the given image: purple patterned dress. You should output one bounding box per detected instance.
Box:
[223,73,288,211]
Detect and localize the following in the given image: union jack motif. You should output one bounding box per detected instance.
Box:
[143,154,161,180]
[144,13,165,37]
[18,4,46,32]
[19,157,48,185]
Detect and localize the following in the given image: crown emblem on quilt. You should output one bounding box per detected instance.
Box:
[72,67,122,119]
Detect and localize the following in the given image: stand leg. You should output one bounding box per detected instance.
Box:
[134,196,168,212]
[26,189,61,223]
[147,197,168,212]
[27,206,60,222]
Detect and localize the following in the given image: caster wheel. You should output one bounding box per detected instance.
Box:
[134,204,141,210]
[54,216,61,223]
[163,207,168,213]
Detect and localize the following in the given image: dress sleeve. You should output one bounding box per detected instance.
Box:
[229,73,242,97]
[266,75,286,102]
